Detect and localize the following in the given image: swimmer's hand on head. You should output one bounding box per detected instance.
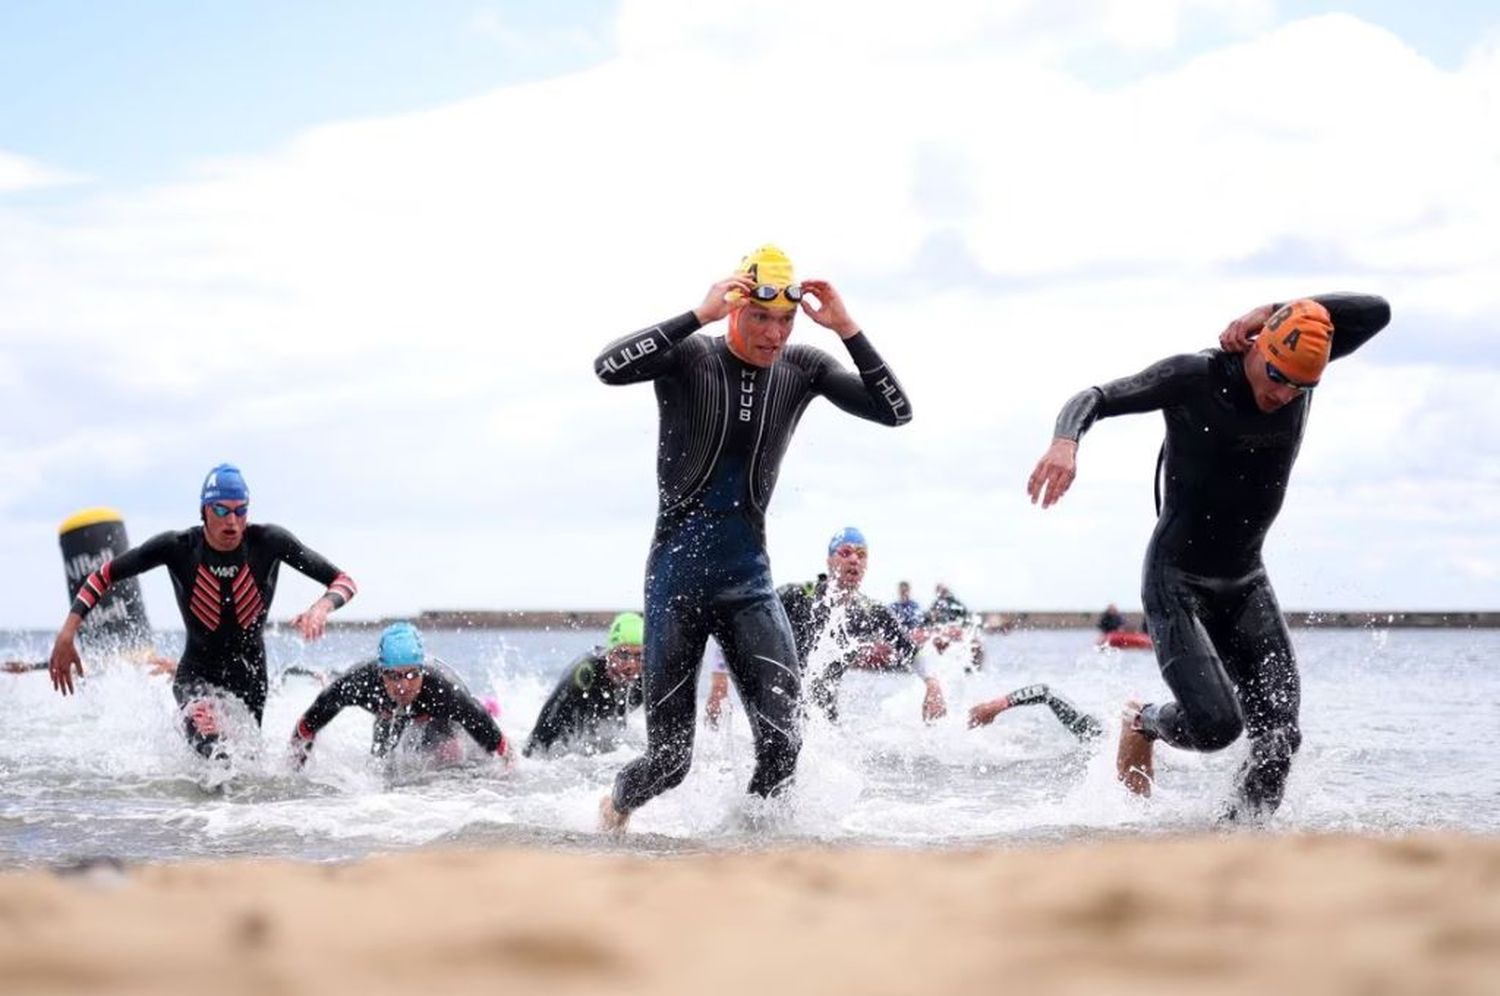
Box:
[48,614,85,696]
[1027,438,1079,509]
[693,274,757,325]
[798,279,861,339]
[1219,302,1278,354]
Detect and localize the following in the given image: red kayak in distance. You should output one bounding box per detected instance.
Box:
[1098,630,1153,650]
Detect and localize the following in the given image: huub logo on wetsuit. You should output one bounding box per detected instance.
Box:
[592,244,912,826]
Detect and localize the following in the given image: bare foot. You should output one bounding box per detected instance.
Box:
[598,794,630,834]
[1116,699,1154,797]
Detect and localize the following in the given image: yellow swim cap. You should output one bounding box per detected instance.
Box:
[732,244,799,313]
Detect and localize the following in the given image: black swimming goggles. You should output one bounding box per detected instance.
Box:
[208,502,249,519]
[749,283,804,305]
[1264,362,1317,392]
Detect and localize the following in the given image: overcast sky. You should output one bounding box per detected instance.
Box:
[2,0,1497,628]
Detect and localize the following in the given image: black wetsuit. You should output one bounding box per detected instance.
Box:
[523,649,644,757]
[293,660,507,758]
[778,575,923,722]
[1054,292,1390,814]
[595,311,911,813]
[1098,609,1125,634]
[69,524,355,757]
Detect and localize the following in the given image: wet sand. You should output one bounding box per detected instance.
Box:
[2,833,1497,995]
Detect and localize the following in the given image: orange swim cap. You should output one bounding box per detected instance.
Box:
[1256,299,1333,385]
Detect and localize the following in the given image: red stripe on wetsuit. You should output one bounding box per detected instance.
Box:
[190,565,221,631]
[325,572,357,608]
[232,568,264,629]
[73,561,115,611]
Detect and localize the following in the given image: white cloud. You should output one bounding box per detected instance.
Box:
[0,149,84,193]
[1,2,1497,627]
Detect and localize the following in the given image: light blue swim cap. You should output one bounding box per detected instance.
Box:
[377,622,425,668]
[827,526,867,555]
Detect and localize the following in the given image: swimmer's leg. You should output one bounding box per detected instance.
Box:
[1214,574,1301,819]
[610,594,709,817]
[716,588,802,799]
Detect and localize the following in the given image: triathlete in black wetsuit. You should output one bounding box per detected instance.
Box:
[49,465,356,758]
[1029,294,1390,816]
[289,623,508,765]
[705,528,946,726]
[525,613,645,757]
[593,246,912,829]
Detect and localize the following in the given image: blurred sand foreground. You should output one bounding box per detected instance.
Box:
[2,833,1497,996]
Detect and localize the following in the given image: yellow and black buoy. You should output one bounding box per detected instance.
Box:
[58,508,153,654]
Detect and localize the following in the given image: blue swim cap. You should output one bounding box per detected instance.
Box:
[827,526,867,555]
[201,463,249,505]
[377,622,425,668]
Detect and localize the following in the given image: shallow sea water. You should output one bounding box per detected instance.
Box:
[1,625,1496,867]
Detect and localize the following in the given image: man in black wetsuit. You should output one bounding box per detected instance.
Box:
[593,244,912,830]
[48,464,357,759]
[289,622,509,767]
[524,612,645,757]
[1028,294,1391,817]
[774,527,945,723]
[1097,603,1126,634]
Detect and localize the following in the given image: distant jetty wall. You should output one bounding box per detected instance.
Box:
[319,609,1500,631]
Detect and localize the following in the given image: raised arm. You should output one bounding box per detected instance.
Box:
[1219,292,1390,359]
[1029,354,1208,508]
[1319,293,1391,361]
[796,279,911,426]
[595,274,763,385]
[594,312,700,384]
[805,334,914,426]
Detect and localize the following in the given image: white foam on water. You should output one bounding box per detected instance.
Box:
[2,625,1497,864]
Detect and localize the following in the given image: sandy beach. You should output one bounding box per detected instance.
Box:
[2,832,1496,996]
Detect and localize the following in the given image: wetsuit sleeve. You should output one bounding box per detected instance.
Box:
[294,664,383,741]
[436,676,508,754]
[524,655,594,755]
[262,525,357,609]
[69,531,177,618]
[1053,354,1209,441]
[869,603,922,673]
[1315,293,1391,361]
[594,311,702,384]
[804,335,913,426]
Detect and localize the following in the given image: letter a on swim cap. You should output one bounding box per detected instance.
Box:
[1257,299,1333,384]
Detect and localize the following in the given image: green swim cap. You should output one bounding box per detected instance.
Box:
[606,612,645,650]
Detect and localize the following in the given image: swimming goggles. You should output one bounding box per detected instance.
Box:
[380,668,422,682]
[1264,362,1317,392]
[208,503,249,519]
[749,284,804,304]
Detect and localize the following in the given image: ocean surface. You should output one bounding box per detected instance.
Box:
[1,625,1496,867]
